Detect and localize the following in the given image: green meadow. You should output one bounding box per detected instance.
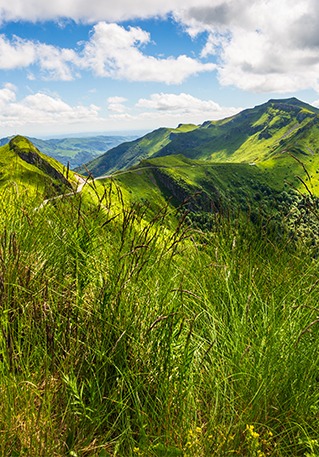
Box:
[1,98,319,456]
[1,170,319,456]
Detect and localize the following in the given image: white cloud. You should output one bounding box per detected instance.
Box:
[107,96,128,113]
[35,43,79,80]
[0,22,214,84]
[0,35,36,69]
[107,96,127,104]
[0,0,209,23]
[0,34,78,80]
[0,83,242,136]
[137,92,221,113]
[0,82,17,106]
[2,1,319,93]
[4,1,319,132]
[81,22,215,84]
[135,92,240,123]
[175,0,319,93]
[0,84,101,132]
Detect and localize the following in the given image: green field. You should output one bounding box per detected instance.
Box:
[1,98,319,456]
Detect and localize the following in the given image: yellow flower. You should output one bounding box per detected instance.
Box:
[246,424,260,439]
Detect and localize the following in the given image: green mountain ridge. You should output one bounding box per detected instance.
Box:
[1,98,318,248]
[76,124,197,177]
[79,97,319,179]
[1,99,319,246]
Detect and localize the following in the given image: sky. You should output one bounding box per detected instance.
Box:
[1,0,319,138]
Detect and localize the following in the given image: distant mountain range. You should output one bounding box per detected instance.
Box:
[0,134,138,169]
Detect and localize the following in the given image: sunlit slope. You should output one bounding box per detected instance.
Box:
[78,123,198,176]
[99,154,282,214]
[81,98,319,177]
[157,98,319,163]
[0,135,78,199]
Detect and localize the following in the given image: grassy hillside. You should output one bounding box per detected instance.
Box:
[157,98,319,163]
[1,119,319,456]
[0,135,78,201]
[106,152,319,252]
[77,124,198,176]
[81,98,319,179]
[1,169,319,455]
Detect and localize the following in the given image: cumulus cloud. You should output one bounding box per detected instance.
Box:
[2,1,319,96]
[35,43,79,80]
[0,84,100,131]
[2,1,319,93]
[0,82,17,106]
[81,22,215,84]
[0,34,78,80]
[137,92,221,113]
[0,0,209,23]
[135,92,240,123]
[0,22,214,84]
[175,0,319,93]
[0,35,36,69]
[0,83,241,135]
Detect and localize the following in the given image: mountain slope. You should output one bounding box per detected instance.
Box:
[77,124,198,176]
[80,98,319,177]
[0,135,77,199]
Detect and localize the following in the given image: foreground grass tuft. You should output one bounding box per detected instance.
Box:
[0,184,319,456]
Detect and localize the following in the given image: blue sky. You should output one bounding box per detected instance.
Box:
[0,0,319,137]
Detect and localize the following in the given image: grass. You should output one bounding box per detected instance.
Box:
[1,177,319,456]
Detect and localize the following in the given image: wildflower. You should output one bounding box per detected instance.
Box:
[246,424,260,440]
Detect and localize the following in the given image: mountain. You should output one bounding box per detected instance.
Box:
[2,102,319,457]
[79,97,319,178]
[0,135,78,199]
[0,134,138,169]
[73,97,319,246]
[76,124,197,177]
[2,127,319,455]
[2,98,319,241]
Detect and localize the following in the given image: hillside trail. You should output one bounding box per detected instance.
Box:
[34,162,202,211]
[34,174,87,211]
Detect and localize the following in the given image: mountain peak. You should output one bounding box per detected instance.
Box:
[268,97,299,104]
[262,97,319,113]
[9,135,72,189]
[9,135,40,154]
